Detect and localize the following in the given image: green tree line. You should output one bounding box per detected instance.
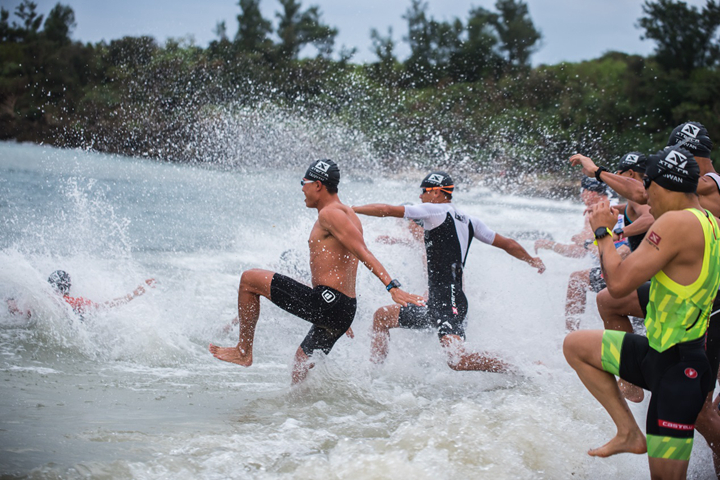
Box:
[1,0,719,178]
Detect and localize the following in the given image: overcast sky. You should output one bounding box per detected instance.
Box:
[0,0,710,65]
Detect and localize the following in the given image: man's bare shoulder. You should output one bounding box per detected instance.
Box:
[650,209,705,244]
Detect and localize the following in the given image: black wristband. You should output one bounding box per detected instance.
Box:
[595,166,608,183]
[386,279,402,291]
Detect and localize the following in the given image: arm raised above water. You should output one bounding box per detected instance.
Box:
[352,204,405,218]
[492,234,546,273]
[569,154,648,204]
[319,207,425,307]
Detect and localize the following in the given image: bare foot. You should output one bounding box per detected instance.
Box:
[209,344,252,366]
[588,430,647,458]
[619,379,644,403]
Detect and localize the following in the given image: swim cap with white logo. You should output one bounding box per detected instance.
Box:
[645,147,699,193]
[617,152,647,173]
[304,159,340,188]
[420,171,454,192]
[666,122,713,158]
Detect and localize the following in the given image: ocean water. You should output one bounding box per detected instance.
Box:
[0,142,714,479]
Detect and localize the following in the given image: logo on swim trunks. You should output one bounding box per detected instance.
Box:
[321,289,336,303]
[658,419,695,431]
[684,368,698,379]
[428,174,444,184]
[681,123,700,138]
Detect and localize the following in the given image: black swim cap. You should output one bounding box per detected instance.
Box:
[48,270,71,295]
[644,147,699,193]
[420,171,454,193]
[617,152,647,174]
[581,176,608,194]
[304,159,340,188]
[666,122,713,158]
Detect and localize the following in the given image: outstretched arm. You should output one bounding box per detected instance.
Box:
[534,238,590,258]
[105,278,156,308]
[493,234,545,273]
[352,204,405,218]
[569,154,648,204]
[319,209,425,307]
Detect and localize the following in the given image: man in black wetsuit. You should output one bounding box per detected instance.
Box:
[571,121,720,474]
[353,171,545,372]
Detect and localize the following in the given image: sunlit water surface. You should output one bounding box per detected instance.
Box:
[0,142,714,479]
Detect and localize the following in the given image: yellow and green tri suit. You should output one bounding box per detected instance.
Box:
[601,208,720,461]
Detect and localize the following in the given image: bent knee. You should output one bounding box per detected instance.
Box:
[373,306,398,329]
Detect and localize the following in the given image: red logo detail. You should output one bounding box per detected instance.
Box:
[452,307,459,315]
[658,419,695,431]
[648,231,661,246]
[684,368,698,379]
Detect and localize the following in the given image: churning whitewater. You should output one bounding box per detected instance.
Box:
[0,142,714,479]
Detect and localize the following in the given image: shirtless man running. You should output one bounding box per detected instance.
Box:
[564,147,720,479]
[209,159,425,384]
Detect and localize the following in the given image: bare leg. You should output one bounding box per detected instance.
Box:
[209,269,275,366]
[371,304,401,364]
[563,330,647,457]
[565,269,591,331]
[596,288,645,403]
[440,335,514,373]
[647,457,691,480]
[291,347,313,385]
[695,391,720,479]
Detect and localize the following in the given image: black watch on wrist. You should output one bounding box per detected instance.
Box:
[594,227,611,240]
[613,227,624,236]
[595,166,608,183]
[386,279,402,291]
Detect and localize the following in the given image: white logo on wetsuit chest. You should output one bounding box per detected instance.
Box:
[428,174,444,184]
[322,290,336,303]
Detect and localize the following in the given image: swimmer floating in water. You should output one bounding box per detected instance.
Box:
[7,270,156,318]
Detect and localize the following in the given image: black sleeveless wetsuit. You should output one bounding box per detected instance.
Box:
[398,203,495,339]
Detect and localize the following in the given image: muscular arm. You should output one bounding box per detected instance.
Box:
[319,208,424,306]
[569,154,648,204]
[493,234,546,273]
[589,203,685,298]
[622,204,653,238]
[352,204,405,218]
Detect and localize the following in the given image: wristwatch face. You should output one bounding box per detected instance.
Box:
[594,227,609,239]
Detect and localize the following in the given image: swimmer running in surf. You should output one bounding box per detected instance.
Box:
[564,147,720,479]
[353,171,545,373]
[209,159,425,384]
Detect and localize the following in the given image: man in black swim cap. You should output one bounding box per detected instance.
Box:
[571,127,720,475]
[304,159,341,193]
[565,147,720,479]
[353,170,545,373]
[210,159,425,384]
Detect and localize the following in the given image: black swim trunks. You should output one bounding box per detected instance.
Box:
[588,266,606,294]
[638,281,720,380]
[269,273,356,356]
[602,332,713,460]
[398,284,468,339]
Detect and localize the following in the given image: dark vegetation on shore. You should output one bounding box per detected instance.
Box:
[1,0,719,184]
